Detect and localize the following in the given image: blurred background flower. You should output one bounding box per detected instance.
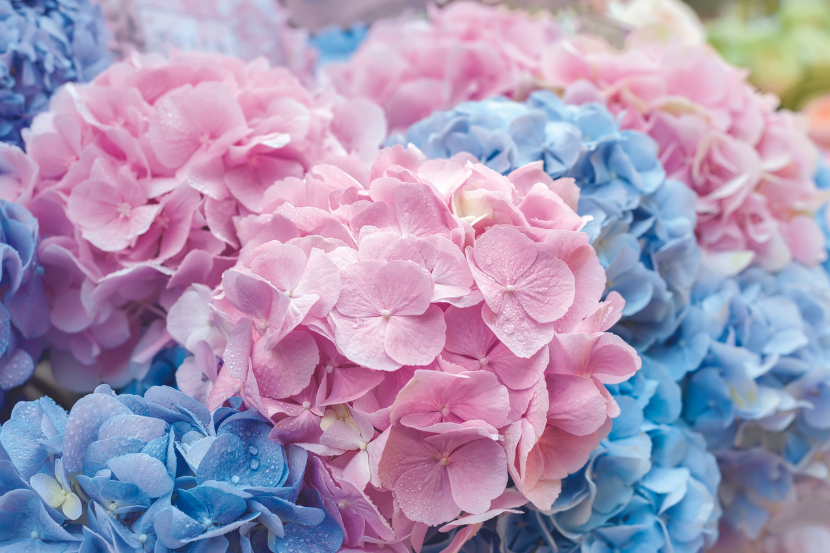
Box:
[0,0,111,148]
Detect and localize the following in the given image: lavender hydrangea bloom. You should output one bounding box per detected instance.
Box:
[0,386,343,553]
[0,0,111,147]
[0,200,49,407]
[396,91,701,351]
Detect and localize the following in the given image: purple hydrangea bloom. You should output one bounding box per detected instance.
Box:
[0,386,343,552]
[0,199,49,408]
[0,0,112,147]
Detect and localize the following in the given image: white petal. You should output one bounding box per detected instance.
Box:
[30,474,65,508]
[62,493,82,520]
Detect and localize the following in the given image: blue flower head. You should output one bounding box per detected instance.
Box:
[0,386,343,553]
[0,0,111,147]
[0,199,49,407]
[396,91,702,351]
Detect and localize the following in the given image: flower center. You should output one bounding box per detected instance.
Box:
[30,531,40,540]
[108,503,118,512]
[325,365,334,374]
[203,518,213,529]
[200,133,212,145]
[118,202,132,218]
[138,534,148,544]
[231,475,240,485]
[302,401,311,410]
[381,309,392,319]
[479,357,489,366]
[337,499,349,509]
[439,456,450,466]
[440,406,450,417]
[505,285,515,294]
[358,442,367,451]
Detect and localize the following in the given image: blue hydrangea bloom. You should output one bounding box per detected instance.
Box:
[0,199,49,407]
[0,386,343,553]
[0,0,111,147]
[668,263,830,539]
[309,24,367,67]
[396,91,701,351]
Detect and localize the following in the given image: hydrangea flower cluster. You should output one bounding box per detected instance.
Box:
[664,263,830,542]
[5,51,385,393]
[494,361,721,553]
[167,144,643,537]
[397,91,701,351]
[324,1,561,134]
[540,35,827,274]
[0,0,112,148]
[0,385,343,552]
[0,195,49,406]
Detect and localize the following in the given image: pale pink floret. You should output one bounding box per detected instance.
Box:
[378,425,507,526]
[466,227,576,358]
[329,260,447,371]
[390,369,509,430]
[441,304,547,391]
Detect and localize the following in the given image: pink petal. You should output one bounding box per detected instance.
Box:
[481,300,555,359]
[222,270,289,327]
[249,242,307,293]
[512,250,575,324]
[330,310,399,372]
[446,436,508,514]
[252,330,319,399]
[545,374,607,436]
[149,82,247,169]
[391,370,509,429]
[385,305,447,367]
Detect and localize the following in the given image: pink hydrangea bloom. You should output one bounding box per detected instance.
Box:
[11,51,385,392]
[167,144,641,539]
[540,35,827,274]
[325,1,561,134]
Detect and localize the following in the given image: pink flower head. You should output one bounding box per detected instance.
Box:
[16,49,386,390]
[540,36,827,272]
[153,143,641,537]
[466,226,576,357]
[326,2,560,133]
[378,425,507,526]
[329,260,447,371]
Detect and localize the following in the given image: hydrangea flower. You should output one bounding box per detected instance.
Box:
[6,50,386,393]
[0,386,343,552]
[324,1,561,134]
[0,198,49,406]
[0,0,111,147]
[647,261,830,543]
[396,91,701,351]
[93,0,314,80]
[167,144,642,539]
[540,34,827,273]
